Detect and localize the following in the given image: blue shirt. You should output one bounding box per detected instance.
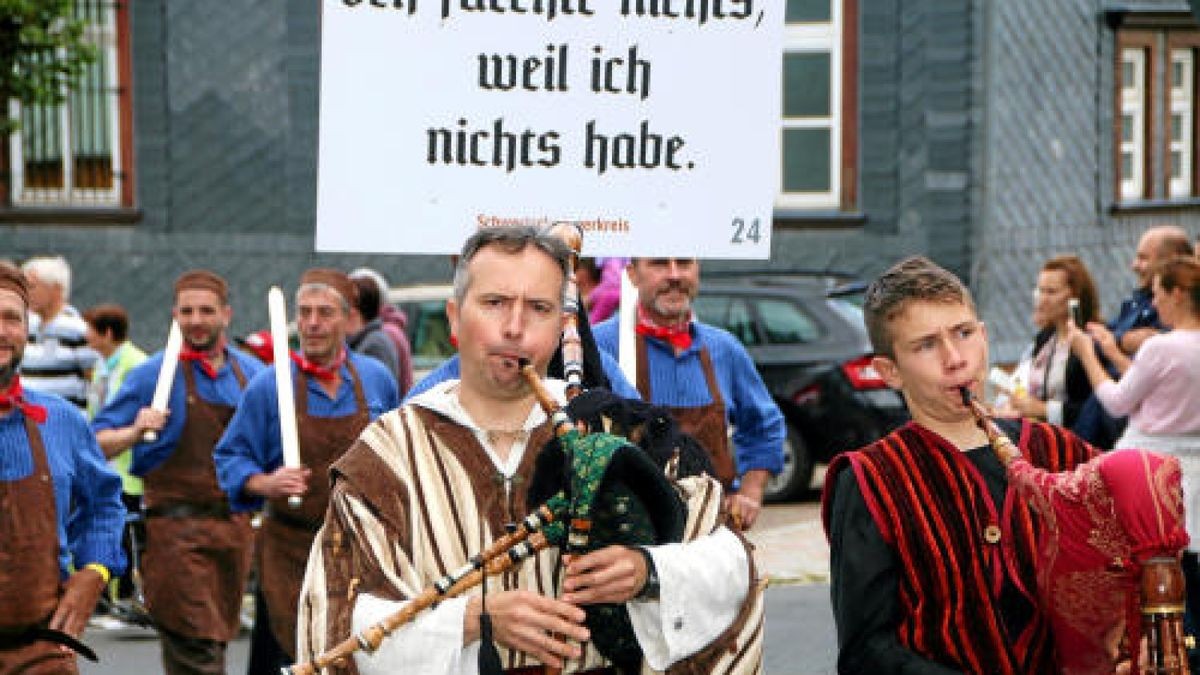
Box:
[214,351,400,512]
[591,317,785,476]
[0,390,127,578]
[1108,286,1163,343]
[405,350,641,402]
[91,347,266,476]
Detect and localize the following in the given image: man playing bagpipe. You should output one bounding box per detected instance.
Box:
[296,226,765,674]
[823,257,1099,674]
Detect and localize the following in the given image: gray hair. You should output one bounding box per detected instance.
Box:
[296,283,351,315]
[452,226,571,304]
[22,256,71,298]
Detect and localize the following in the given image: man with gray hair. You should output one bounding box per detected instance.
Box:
[297,226,764,675]
[21,256,98,407]
[215,267,399,670]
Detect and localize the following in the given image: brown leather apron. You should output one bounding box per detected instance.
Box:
[260,360,370,659]
[141,361,254,642]
[0,416,76,674]
[636,336,735,489]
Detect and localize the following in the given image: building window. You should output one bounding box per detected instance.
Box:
[1168,48,1194,198]
[6,0,133,208]
[1114,23,1200,204]
[1118,45,1149,202]
[778,0,857,211]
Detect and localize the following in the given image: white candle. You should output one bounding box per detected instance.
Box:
[618,271,638,385]
[143,320,183,443]
[269,286,303,508]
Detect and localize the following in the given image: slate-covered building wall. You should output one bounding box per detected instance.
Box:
[0,0,1198,359]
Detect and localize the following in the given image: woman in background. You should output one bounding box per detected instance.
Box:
[999,255,1104,432]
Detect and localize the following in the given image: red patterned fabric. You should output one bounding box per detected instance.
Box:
[1008,448,1188,675]
[0,376,46,424]
[822,420,1094,674]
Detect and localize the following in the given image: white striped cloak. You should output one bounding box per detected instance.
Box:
[297,402,765,674]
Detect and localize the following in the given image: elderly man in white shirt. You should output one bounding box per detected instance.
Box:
[20,256,99,408]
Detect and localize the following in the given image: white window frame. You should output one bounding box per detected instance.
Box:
[1168,48,1193,199]
[777,2,842,210]
[8,3,123,207]
[1119,47,1147,202]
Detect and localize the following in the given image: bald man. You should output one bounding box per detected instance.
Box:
[1112,225,1195,356]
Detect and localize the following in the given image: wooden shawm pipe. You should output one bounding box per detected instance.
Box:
[959,386,1021,466]
[547,221,585,401]
[286,531,554,675]
[1141,557,1191,675]
[288,362,581,675]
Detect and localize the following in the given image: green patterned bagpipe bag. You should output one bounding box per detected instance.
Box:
[527,388,715,672]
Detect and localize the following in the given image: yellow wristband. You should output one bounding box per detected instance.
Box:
[83,563,111,586]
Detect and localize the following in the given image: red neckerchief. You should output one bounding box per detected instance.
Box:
[179,337,227,379]
[635,306,693,351]
[290,348,346,382]
[0,376,48,424]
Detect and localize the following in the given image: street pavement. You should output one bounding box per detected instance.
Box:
[80,500,838,674]
[747,500,830,585]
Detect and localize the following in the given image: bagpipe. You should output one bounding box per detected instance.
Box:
[961,386,1192,675]
[288,224,717,675]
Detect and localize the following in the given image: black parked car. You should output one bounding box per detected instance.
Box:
[693,273,910,502]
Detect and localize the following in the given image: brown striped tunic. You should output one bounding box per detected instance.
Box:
[297,402,765,674]
[822,420,1095,674]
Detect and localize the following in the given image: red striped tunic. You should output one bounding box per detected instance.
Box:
[823,420,1094,674]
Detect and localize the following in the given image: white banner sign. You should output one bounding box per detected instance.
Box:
[317,0,782,259]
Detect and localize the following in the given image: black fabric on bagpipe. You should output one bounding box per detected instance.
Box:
[544,295,715,480]
[547,295,610,391]
[524,299,717,672]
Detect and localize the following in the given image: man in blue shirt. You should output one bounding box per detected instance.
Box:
[1110,225,1195,355]
[592,258,784,530]
[92,270,263,675]
[0,263,125,671]
[215,268,399,668]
